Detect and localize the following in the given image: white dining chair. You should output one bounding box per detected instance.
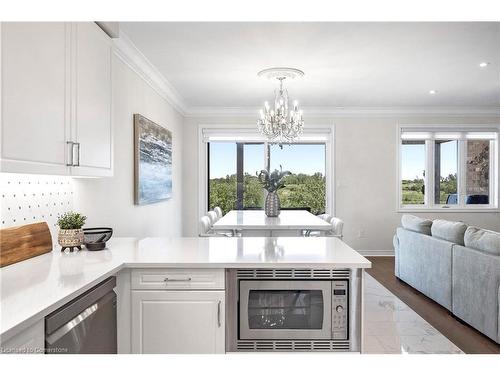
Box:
[329,217,344,239]
[304,213,333,236]
[214,207,223,219]
[199,215,238,237]
[305,215,344,239]
[317,213,333,223]
[207,210,218,225]
[199,216,212,236]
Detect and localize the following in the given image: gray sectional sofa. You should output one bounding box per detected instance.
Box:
[394,215,500,344]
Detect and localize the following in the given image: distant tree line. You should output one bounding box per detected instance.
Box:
[209,173,326,215]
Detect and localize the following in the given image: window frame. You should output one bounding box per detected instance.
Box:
[199,124,335,223]
[397,124,499,212]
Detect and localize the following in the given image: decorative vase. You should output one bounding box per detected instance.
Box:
[58,228,84,252]
[265,191,281,217]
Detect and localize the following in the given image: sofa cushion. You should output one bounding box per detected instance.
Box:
[464,226,500,256]
[452,245,500,343]
[401,214,432,235]
[396,228,452,310]
[431,219,467,245]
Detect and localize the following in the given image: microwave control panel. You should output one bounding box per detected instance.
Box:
[332,280,348,340]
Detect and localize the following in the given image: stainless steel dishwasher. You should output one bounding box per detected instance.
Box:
[45,277,117,354]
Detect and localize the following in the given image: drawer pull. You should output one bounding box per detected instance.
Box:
[164,277,192,282]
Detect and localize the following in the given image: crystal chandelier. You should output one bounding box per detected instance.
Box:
[257,68,304,144]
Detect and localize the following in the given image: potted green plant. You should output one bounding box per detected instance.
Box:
[57,211,87,252]
[257,166,291,217]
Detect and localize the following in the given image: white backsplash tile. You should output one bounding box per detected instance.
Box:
[0,173,75,244]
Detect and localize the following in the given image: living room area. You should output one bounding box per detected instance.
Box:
[176,21,500,353]
[179,19,500,354]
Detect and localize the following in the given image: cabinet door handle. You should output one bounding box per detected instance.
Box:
[66,141,74,166]
[163,277,192,282]
[73,142,80,166]
[217,300,222,327]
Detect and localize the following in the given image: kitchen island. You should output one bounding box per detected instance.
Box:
[0,236,370,353]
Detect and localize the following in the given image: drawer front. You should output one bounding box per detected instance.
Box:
[131,269,225,290]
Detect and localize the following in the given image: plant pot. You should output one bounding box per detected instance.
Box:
[265,191,281,217]
[58,228,84,250]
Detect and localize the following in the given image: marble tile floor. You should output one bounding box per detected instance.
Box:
[363,273,463,354]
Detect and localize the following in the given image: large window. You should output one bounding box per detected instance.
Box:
[208,142,237,213]
[400,140,426,205]
[244,143,266,209]
[399,127,498,210]
[208,142,327,215]
[435,140,458,205]
[269,144,326,213]
[466,139,491,203]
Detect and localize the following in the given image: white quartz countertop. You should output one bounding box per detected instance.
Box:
[212,210,333,230]
[0,236,370,341]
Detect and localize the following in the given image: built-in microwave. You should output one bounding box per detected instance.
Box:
[226,269,362,352]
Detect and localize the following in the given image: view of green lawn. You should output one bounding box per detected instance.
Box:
[401,174,457,205]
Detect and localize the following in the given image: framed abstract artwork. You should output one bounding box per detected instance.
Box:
[134,114,172,205]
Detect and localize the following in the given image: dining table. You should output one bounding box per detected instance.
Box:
[212,209,332,237]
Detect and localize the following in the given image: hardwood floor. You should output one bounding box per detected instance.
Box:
[365,256,500,354]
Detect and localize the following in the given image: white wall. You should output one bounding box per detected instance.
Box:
[182,115,500,253]
[74,53,184,237]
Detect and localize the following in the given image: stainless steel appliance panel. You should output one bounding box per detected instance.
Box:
[332,280,348,340]
[239,280,332,340]
[45,277,117,354]
[226,269,361,352]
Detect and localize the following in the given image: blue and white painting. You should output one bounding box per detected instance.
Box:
[134,114,172,205]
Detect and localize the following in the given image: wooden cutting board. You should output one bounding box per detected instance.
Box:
[0,222,53,267]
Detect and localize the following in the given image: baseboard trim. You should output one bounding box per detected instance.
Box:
[358,250,395,256]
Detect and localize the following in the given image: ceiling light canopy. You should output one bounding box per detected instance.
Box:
[429,90,437,95]
[257,67,304,144]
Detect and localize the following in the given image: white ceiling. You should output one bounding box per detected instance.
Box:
[120,22,500,110]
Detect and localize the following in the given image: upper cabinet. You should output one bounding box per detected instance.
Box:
[0,22,113,177]
[1,22,70,175]
[72,23,112,176]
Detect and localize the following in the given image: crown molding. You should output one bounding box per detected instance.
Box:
[185,106,500,118]
[112,32,188,115]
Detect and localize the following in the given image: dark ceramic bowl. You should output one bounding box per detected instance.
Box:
[85,241,107,251]
[83,228,113,251]
[83,227,113,243]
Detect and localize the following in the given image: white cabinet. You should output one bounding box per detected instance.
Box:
[132,290,225,354]
[0,22,70,175]
[0,22,112,177]
[0,320,44,354]
[131,268,225,354]
[71,22,112,176]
